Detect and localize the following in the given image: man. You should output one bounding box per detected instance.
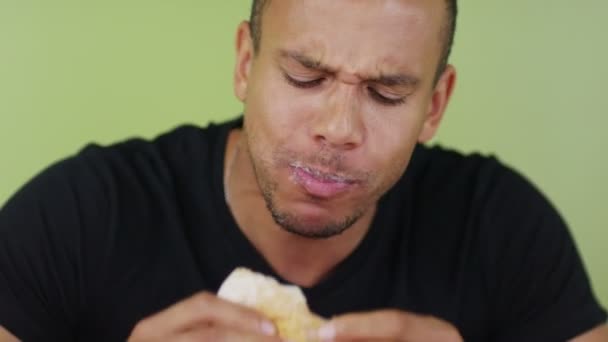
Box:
[0,0,606,340]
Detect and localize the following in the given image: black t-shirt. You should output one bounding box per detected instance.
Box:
[1,118,605,341]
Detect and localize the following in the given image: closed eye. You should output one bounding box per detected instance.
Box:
[367,87,407,106]
[283,73,326,89]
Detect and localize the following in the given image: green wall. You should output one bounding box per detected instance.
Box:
[1,1,606,307]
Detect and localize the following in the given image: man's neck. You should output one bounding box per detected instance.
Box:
[223,129,376,287]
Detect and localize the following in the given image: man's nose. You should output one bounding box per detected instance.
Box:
[310,85,364,150]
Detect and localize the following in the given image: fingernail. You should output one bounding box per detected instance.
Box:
[260,320,276,335]
[317,323,336,341]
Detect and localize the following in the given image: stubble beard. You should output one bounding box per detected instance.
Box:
[263,183,366,239]
[245,142,369,240]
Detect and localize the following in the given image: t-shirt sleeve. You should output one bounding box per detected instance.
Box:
[0,157,100,340]
[481,166,607,341]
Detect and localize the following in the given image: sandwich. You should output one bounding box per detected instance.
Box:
[217,267,326,342]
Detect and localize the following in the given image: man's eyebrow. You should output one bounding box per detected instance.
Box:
[279,50,335,73]
[369,74,420,88]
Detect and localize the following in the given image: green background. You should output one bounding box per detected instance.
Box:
[1,1,606,307]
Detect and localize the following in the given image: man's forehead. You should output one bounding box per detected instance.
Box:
[265,0,441,26]
[263,0,441,78]
[264,0,439,36]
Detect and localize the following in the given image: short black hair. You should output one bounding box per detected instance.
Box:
[249,0,458,83]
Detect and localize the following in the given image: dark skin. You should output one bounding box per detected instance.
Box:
[2,0,606,341]
[229,0,454,288]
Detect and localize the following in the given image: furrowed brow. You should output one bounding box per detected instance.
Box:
[279,49,335,74]
[278,49,420,88]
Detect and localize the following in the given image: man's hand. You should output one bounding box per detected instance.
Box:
[127,291,281,341]
[0,326,19,342]
[309,310,463,342]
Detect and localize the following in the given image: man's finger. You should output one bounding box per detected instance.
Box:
[311,310,461,342]
[132,292,275,338]
[321,310,408,340]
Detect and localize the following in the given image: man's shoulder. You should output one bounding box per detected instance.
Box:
[1,117,238,229]
[405,144,552,233]
[409,144,569,258]
[79,119,231,166]
[408,144,509,193]
[62,117,239,182]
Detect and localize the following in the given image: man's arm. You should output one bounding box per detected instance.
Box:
[0,157,97,340]
[572,324,608,342]
[0,326,19,342]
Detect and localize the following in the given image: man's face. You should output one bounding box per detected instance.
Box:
[234,0,453,238]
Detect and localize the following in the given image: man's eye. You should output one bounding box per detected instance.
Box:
[283,73,325,89]
[367,87,406,106]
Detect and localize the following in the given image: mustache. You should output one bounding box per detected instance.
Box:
[273,146,370,182]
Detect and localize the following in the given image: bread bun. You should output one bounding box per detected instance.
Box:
[218,267,326,341]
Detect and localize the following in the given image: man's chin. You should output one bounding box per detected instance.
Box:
[268,205,363,240]
[278,221,350,240]
[260,178,367,239]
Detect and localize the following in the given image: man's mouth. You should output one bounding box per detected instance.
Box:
[289,163,358,199]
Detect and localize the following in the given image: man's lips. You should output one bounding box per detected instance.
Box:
[289,164,358,199]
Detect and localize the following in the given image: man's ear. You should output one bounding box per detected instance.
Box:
[418,65,457,142]
[234,21,254,103]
